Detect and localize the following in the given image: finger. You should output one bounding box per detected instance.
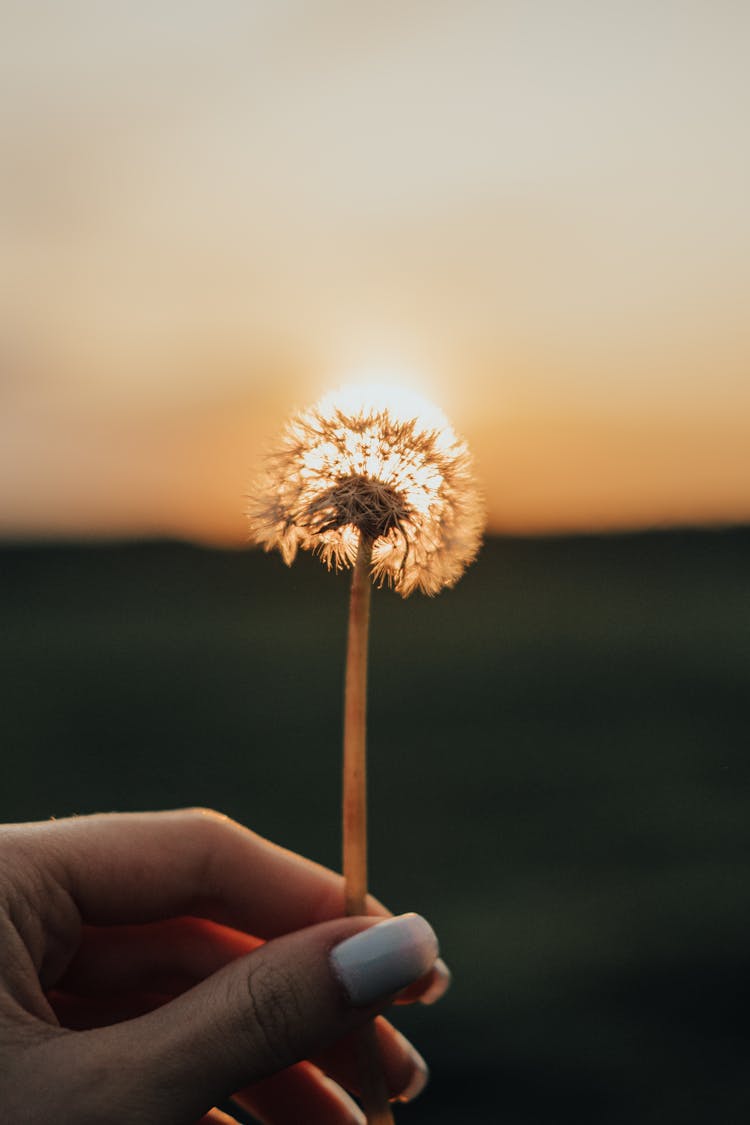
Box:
[395,957,452,1006]
[47,914,438,1123]
[49,988,368,1124]
[48,988,172,1028]
[199,1112,242,1124]
[50,991,429,1102]
[24,809,449,1004]
[57,918,262,996]
[233,1061,365,1125]
[20,809,388,936]
[57,912,448,1008]
[312,1016,429,1104]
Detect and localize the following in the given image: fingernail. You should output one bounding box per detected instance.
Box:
[398,1054,429,1103]
[319,1075,367,1124]
[419,957,452,1005]
[389,1027,430,1103]
[330,914,439,1007]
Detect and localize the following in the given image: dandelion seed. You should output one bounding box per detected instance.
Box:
[247,385,485,596]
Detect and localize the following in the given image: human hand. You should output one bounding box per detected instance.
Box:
[0,808,448,1124]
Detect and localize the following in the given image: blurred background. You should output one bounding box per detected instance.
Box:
[1,3,749,1122]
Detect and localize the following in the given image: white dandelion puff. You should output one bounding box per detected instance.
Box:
[247,385,485,595]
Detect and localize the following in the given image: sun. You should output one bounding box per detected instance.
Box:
[317,379,451,435]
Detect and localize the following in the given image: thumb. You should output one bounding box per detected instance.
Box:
[60,913,438,1122]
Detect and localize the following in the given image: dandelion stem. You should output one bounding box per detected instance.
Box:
[343,533,372,916]
[343,532,395,1125]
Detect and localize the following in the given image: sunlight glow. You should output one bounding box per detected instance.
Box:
[320,370,450,432]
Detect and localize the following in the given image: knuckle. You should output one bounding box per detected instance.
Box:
[175,808,245,894]
[177,807,231,861]
[240,959,304,1076]
[178,806,229,831]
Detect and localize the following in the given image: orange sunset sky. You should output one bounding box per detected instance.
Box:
[1,2,749,544]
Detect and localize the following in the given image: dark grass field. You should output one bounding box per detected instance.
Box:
[2,529,749,1123]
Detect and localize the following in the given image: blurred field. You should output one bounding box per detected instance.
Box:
[1,529,749,1124]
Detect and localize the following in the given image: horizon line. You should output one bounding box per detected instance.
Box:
[1,519,748,552]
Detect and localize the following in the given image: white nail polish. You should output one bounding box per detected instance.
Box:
[419,957,452,1005]
[389,1026,430,1103]
[330,914,439,1007]
[398,1054,429,1103]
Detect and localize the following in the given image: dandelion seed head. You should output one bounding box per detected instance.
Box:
[247,385,485,595]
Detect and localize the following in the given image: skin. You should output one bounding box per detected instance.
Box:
[0,808,447,1125]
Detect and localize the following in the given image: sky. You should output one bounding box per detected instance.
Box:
[1,1,749,543]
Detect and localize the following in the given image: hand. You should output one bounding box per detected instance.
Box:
[0,808,448,1124]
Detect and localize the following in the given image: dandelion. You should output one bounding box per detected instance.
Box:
[248,385,485,1123]
[247,385,484,596]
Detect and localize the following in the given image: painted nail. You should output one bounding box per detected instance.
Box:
[389,1026,430,1103]
[419,957,452,1005]
[319,1075,367,1124]
[330,914,439,1007]
[398,1054,429,1103]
